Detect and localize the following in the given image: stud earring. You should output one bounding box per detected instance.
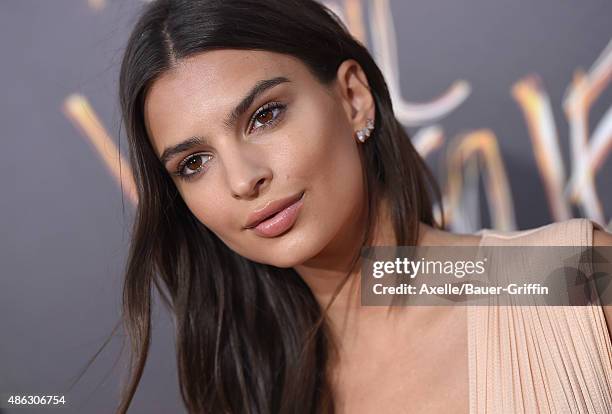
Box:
[356,118,375,143]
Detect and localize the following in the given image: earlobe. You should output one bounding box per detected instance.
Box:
[355,118,375,143]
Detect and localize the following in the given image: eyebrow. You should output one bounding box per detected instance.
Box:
[159,76,291,168]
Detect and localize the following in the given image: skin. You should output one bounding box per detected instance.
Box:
[594,229,612,336]
[145,49,368,270]
[143,49,612,413]
[143,47,473,323]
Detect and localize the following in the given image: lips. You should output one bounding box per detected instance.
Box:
[244,191,305,229]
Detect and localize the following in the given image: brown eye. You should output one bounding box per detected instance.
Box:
[250,102,286,132]
[186,157,202,170]
[256,109,274,124]
[176,153,212,181]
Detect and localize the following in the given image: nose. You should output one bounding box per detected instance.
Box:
[223,147,272,200]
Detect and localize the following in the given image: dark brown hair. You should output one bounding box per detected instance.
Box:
[117,0,443,412]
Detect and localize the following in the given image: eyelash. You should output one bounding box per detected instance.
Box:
[173,101,287,181]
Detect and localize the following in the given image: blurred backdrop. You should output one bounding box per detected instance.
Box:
[1,0,611,412]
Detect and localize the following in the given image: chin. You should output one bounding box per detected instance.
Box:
[231,221,331,269]
[261,247,312,269]
[225,241,304,268]
[252,238,323,269]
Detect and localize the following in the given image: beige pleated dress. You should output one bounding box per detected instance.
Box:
[468,218,612,413]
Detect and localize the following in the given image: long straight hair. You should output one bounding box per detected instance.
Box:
[118,0,443,412]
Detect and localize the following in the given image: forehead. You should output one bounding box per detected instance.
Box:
[144,49,314,154]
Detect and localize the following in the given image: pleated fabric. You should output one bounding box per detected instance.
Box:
[468,218,612,413]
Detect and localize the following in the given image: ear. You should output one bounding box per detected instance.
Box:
[334,59,376,132]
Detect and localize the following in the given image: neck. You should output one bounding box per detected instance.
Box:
[293,197,437,339]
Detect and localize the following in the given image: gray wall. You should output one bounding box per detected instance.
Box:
[1,1,611,413]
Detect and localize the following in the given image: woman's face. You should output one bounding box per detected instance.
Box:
[144,49,375,268]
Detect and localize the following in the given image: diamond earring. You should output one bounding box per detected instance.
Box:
[356,118,375,143]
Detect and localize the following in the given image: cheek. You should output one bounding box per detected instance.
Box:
[316,143,364,219]
[284,106,364,232]
[302,106,362,192]
[179,185,261,258]
[180,188,232,234]
[281,98,358,183]
[185,198,249,257]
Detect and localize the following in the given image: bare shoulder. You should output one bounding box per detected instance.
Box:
[448,232,483,246]
[417,223,483,246]
[593,227,612,246]
[593,228,612,339]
